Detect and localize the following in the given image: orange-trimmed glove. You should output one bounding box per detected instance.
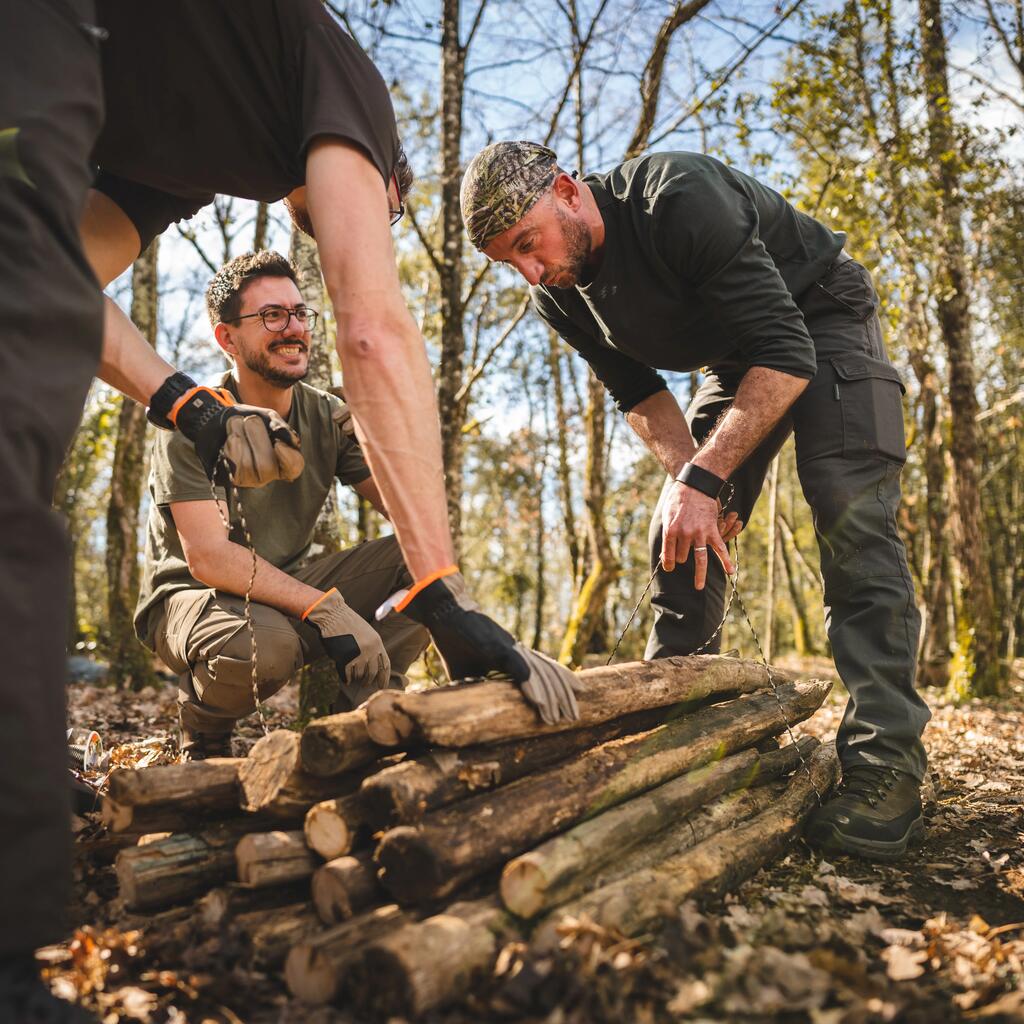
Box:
[393,568,580,725]
[147,371,304,486]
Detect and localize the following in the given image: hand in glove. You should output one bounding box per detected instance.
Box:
[148,372,304,486]
[397,569,580,725]
[302,588,391,705]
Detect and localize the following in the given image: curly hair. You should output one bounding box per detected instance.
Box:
[205,250,298,328]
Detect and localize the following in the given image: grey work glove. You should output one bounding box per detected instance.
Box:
[303,588,391,704]
[401,571,580,725]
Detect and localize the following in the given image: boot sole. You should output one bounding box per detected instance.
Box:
[809,814,925,861]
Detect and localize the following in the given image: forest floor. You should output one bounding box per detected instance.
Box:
[49,656,1024,1024]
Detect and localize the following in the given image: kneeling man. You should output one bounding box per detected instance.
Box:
[135,251,428,758]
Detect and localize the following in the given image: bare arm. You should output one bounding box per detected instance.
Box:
[305,138,454,579]
[352,475,389,519]
[624,389,698,476]
[171,501,322,617]
[80,189,178,404]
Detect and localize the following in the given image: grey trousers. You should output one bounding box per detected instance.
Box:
[153,536,429,734]
[645,258,930,781]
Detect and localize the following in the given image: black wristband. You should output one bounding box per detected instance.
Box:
[147,371,197,430]
[675,461,727,500]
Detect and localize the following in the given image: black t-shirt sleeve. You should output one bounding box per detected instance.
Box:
[92,172,213,251]
[532,288,669,413]
[299,20,399,184]
[652,171,817,379]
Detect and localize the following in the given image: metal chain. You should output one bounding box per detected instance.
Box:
[606,490,821,802]
[210,461,269,737]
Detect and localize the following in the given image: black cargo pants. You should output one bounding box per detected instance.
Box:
[645,257,930,781]
[0,0,104,956]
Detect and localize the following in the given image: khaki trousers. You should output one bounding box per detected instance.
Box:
[153,535,428,734]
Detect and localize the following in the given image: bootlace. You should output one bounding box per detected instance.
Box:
[837,765,897,807]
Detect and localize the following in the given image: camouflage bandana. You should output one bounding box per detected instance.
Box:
[461,141,559,250]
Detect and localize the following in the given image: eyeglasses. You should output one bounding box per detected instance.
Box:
[389,171,405,227]
[227,305,319,332]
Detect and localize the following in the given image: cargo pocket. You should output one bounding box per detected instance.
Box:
[831,354,907,463]
[814,262,879,322]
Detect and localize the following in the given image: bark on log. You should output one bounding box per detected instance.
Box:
[235,830,319,887]
[501,737,818,918]
[107,758,242,809]
[304,792,366,860]
[197,882,306,933]
[376,680,829,905]
[100,799,301,836]
[301,706,388,778]
[537,742,839,941]
[311,852,381,925]
[230,902,321,969]
[361,707,670,827]
[285,904,407,1005]
[365,654,795,748]
[238,729,360,816]
[116,824,244,910]
[353,897,519,1017]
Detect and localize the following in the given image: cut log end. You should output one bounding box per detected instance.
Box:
[375,826,446,905]
[285,943,339,1006]
[238,730,301,813]
[304,804,352,861]
[499,854,546,920]
[364,690,417,747]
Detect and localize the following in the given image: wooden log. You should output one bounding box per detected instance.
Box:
[238,730,358,816]
[285,904,407,1005]
[115,824,244,910]
[376,679,829,905]
[501,737,818,918]
[230,902,321,969]
[300,706,387,779]
[303,792,366,861]
[536,742,839,942]
[107,758,242,809]
[360,707,671,828]
[311,852,382,925]
[235,829,319,887]
[100,798,302,836]
[365,654,796,748]
[353,897,519,1017]
[197,881,307,933]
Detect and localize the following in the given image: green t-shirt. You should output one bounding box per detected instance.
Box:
[134,374,371,645]
[532,152,845,411]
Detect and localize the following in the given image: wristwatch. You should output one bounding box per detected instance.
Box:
[675,461,727,500]
[146,371,198,430]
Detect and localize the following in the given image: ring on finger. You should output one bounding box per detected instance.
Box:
[694,546,708,553]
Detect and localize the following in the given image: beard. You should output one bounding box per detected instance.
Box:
[241,343,309,388]
[545,205,593,288]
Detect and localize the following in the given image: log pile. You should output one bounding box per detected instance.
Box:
[105,655,837,1018]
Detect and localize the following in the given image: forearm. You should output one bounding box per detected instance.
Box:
[191,542,322,618]
[694,367,808,478]
[624,389,698,476]
[97,295,176,406]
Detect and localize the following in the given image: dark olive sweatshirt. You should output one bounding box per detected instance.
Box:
[531,152,845,411]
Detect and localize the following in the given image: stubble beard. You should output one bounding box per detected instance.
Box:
[549,206,593,288]
[242,346,309,389]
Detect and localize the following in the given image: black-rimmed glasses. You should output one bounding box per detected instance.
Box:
[227,306,319,332]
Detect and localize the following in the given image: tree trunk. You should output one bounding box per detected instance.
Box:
[300,706,388,778]
[501,737,817,918]
[365,654,797,748]
[303,792,367,860]
[105,240,159,690]
[360,707,670,828]
[375,681,830,904]
[918,0,1001,695]
[311,852,380,925]
[285,904,408,1005]
[235,829,318,887]
[764,456,780,661]
[534,742,839,941]
[253,201,269,251]
[548,333,581,586]
[777,516,815,656]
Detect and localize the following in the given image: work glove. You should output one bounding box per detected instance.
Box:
[396,570,580,725]
[148,372,304,486]
[303,588,391,706]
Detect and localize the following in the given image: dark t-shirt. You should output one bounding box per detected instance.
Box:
[133,374,371,646]
[92,0,399,246]
[532,152,845,412]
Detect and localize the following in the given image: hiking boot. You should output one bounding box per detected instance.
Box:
[0,955,98,1023]
[805,764,924,861]
[181,730,234,761]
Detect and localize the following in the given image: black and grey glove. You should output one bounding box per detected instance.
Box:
[400,570,580,725]
[148,371,304,486]
[303,588,391,707]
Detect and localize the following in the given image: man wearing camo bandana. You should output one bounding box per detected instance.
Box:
[461,141,931,863]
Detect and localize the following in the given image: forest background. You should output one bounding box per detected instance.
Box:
[65,0,1024,706]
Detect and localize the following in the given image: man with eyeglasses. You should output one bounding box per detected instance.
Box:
[134,251,429,759]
